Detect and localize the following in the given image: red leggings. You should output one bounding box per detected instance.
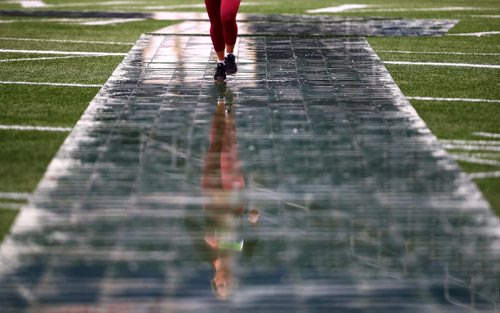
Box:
[205,0,241,52]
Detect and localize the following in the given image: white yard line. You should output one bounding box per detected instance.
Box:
[441,140,500,146]
[0,125,72,132]
[0,37,133,46]
[307,4,370,13]
[0,49,126,57]
[453,152,500,159]
[15,0,46,8]
[442,144,500,152]
[0,192,30,201]
[406,97,500,103]
[0,81,102,88]
[34,1,141,8]
[451,155,500,166]
[355,6,490,12]
[384,61,500,69]
[79,18,146,26]
[469,171,500,179]
[448,31,500,37]
[0,55,107,63]
[0,202,23,210]
[473,132,500,139]
[144,2,263,10]
[377,50,500,56]
[468,15,500,18]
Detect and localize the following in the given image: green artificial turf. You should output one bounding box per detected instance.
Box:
[475,178,500,216]
[0,19,176,43]
[386,66,500,100]
[0,130,68,192]
[0,55,123,84]
[411,102,500,139]
[0,209,19,243]
[0,85,98,127]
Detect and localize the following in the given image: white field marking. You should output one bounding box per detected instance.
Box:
[384,61,500,69]
[407,96,500,103]
[16,0,46,8]
[28,0,142,8]
[307,4,370,14]
[0,202,23,210]
[451,154,500,166]
[0,18,94,24]
[0,81,102,88]
[469,171,500,179]
[79,18,146,26]
[377,50,500,56]
[441,139,500,146]
[442,144,500,152]
[354,6,490,13]
[0,37,133,46]
[453,152,500,159]
[143,2,263,10]
[0,55,109,63]
[473,132,500,139]
[0,125,72,132]
[0,192,30,201]
[448,31,500,37]
[468,15,500,18]
[0,49,126,57]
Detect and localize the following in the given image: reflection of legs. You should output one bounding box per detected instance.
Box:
[202,102,226,190]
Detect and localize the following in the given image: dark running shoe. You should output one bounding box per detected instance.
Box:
[224,54,237,75]
[214,63,226,81]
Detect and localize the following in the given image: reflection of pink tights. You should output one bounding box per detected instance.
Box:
[205,0,241,52]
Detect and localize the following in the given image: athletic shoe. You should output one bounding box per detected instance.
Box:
[214,63,226,81]
[224,54,237,75]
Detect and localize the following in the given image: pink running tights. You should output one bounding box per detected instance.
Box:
[205,0,241,52]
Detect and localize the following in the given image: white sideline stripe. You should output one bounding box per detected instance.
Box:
[468,15,500,18]
[453,152,500,159]
[79,18,146,26]
[473,132,500,139]
[16,0,46,8]
[441,140,500,146]
[0,125,72,132]
[442,144,500,152]
[0,55,106,63]
[448,31,500,37]
[0,202,23,210]
[451,155,500,166]
[0,192,30,201]
[144,2,263,10]
[385,61,500,69]
[354,6,489,13]
[0,81,102,88]
[407,97,500,103]
[378,50,500,56]
[469,171,500,179]
[0,49,126,57]
[0,37,133,45]
[307,4,370,13]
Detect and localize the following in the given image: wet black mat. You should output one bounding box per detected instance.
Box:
[0,21,499,313]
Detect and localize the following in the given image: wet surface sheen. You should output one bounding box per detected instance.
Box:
[0,18,499,313]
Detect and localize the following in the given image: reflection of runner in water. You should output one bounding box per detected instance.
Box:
[201,83,258,300]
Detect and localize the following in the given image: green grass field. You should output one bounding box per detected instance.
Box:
[0,0,499,240]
